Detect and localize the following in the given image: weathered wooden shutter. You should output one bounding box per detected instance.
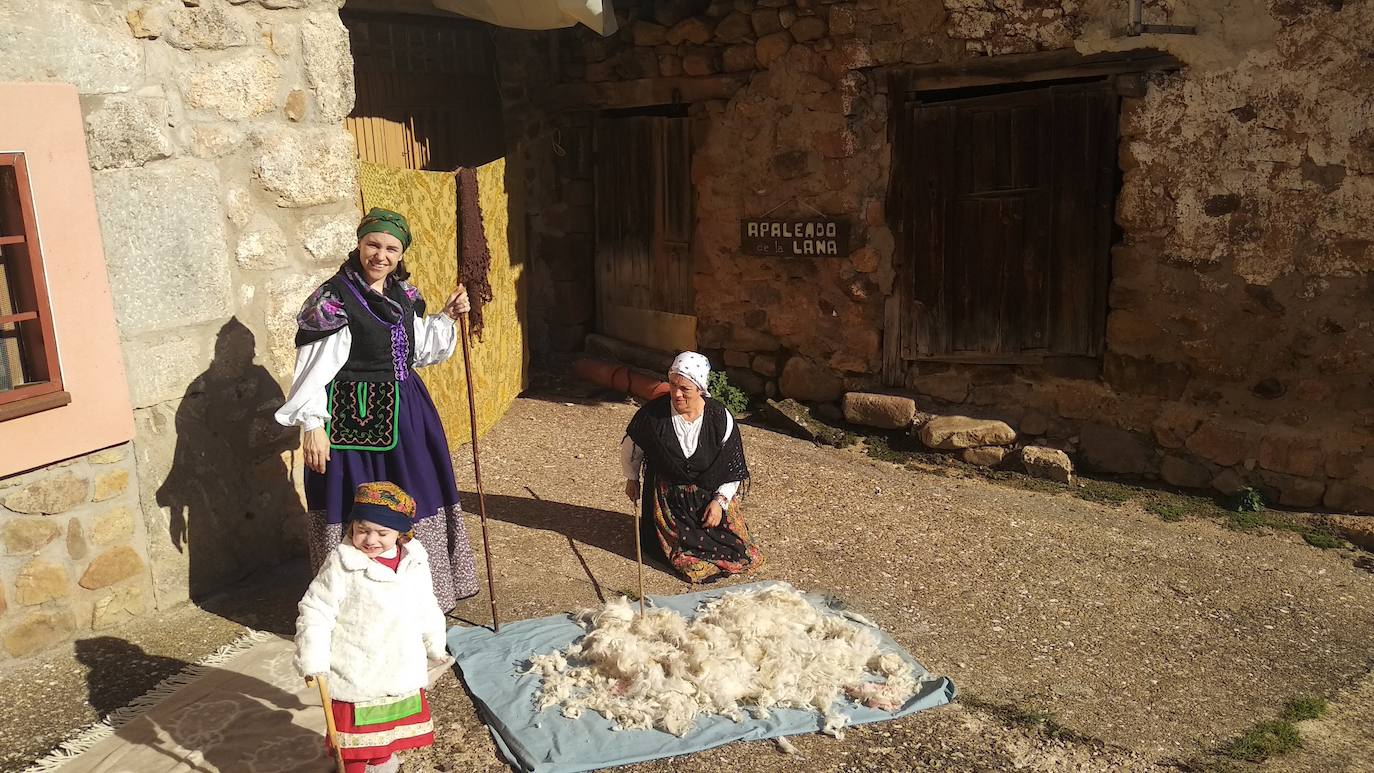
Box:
[1046,84,1117,357]
[594,115,695,351]
[899,81,1117,360]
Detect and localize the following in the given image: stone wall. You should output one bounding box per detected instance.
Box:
[1085,3,1374,510]
[494,0,946,367]
[907,1,1374,511]
[0,445,151,659]
[0,0,359,630]
[501,0,1374,511]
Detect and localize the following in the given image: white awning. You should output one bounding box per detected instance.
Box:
[429,0,618,35]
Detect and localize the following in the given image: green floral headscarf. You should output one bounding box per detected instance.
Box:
[356,207,412,251]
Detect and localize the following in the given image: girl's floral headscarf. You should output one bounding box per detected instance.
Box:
[347,481,417,539]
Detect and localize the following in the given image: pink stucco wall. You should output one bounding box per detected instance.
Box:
[0,83,134,477]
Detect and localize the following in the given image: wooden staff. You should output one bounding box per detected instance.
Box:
[632,489,646,616]
[459,312,500,632]
[307,675,347,773]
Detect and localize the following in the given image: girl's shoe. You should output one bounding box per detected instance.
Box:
[364,756,399,773]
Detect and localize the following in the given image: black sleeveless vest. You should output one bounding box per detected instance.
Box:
[628,397,730,485]
[329,273,417,383]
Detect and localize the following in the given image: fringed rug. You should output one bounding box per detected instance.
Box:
[24,632,333,773]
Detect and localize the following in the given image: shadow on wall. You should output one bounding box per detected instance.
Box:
[155,318,307,608]
[73,636,326,771]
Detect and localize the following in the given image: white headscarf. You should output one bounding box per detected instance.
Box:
[668,351,711,397]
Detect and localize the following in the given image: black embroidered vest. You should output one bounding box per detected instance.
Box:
[676,402,727,482]
[329,273,417,383]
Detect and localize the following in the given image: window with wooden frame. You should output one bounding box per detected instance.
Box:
[0,152,67,420]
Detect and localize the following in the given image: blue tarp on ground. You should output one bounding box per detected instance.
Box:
[446,582,957,773]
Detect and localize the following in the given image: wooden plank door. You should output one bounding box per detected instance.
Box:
[593,115,695,352]
[898,81,1117,361]
[343,11,505,171]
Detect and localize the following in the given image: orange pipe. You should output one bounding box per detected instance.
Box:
[574,358,669,401]
[574,358,627,392]
[630,371,672,401]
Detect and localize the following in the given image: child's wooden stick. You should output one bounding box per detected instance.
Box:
[308,675,347,773]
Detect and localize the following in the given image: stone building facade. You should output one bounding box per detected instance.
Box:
[0,0,359,661]
[498,0,1374,512]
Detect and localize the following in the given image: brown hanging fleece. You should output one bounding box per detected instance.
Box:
[457,166,494,338]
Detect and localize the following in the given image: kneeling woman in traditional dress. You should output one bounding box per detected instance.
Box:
[276,208,478,610]
[620,352,763,583]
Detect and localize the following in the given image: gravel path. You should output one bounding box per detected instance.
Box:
[435,392,1374,771]
[4,390,1372,772]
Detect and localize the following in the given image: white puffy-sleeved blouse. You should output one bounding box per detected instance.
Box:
[274,313,458,432]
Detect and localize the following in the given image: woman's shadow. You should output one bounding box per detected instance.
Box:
[461,488,675,610]
[75,636,329,772]
[156,318,311,630]
[463,490,645,564]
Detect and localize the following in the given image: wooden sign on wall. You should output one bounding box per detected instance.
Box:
[740,219,851,258]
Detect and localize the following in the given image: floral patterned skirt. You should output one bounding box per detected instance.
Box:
[639,473,763,584]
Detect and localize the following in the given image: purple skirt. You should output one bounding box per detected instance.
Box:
[304,373,478,609]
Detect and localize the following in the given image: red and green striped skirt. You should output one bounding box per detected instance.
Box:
[328,689,434,766]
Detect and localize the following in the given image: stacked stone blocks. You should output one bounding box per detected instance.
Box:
[500,0,1374,511]
[0,445,150,659]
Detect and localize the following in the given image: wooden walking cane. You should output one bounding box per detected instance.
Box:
[453,165,500,631]
[459,311,500,632]
[632,489,646,616]
[308,675,347,773]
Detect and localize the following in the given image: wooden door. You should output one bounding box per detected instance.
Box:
[343,11,504,171]
[593,115,695,352]
[896,81,1117,362]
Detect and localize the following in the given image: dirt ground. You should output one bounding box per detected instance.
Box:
[4,388,1373,772]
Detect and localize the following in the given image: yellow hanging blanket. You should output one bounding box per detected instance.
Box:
[357,159,527,442]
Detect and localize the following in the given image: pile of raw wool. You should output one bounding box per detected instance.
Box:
[524,585,923,737]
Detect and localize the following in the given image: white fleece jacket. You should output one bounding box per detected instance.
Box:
[295,540,448,703]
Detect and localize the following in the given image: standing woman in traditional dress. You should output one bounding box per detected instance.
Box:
[620,352,763,583]
[276,208,478,610]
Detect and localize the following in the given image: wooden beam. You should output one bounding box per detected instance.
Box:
[600,304,697,353]
[891,48,1183,94]
[541,75,749,111]
[0,311,38,325]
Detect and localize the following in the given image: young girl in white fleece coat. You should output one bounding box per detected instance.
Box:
[295,481,450,773]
